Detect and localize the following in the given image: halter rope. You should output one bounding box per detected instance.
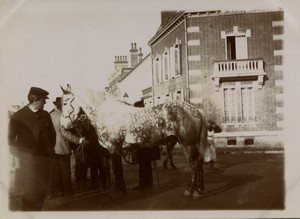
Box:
[63,94,87,169]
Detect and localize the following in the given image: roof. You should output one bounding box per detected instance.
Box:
[148,9,281,46]
[118,53,151,83]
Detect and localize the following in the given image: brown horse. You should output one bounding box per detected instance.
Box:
[60,84,208,199]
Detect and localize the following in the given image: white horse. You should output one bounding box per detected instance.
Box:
[60,84,209,199]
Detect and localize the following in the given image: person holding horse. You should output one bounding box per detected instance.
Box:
[61,108,110,190]
[8,87,56,211]
[48,97,73,198]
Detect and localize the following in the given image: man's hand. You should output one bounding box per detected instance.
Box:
[79,137,89,144]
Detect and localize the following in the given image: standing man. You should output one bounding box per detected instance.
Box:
[8,87,56,211]
[132,145,160,190]
[49,97,73,198]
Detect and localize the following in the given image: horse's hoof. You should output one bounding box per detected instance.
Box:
[183,188,192,197]
[191,190,202,199]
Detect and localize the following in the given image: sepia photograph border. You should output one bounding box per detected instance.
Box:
[1,0,300,218]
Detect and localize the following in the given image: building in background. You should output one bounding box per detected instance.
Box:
[108,43,153,106]
[118,54,152,105]
[108,43,146,102]
[148,10,284,147]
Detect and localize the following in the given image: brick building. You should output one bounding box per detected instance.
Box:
[148,10,284,147]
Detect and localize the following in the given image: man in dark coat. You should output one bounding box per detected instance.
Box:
[8,87,56,211]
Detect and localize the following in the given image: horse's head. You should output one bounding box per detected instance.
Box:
[60,84,82,129]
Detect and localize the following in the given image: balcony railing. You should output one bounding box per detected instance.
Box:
[213,59,265,76]
[212,59,266,90]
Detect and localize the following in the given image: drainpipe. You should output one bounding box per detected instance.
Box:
[184,14,190,103]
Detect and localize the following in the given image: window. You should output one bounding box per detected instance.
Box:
[156,96,162,105]
[245,138,254,145]
[175,90,183,101]
[223,81,256,124]
[224,88,238,123]
[165,93,171,102]
[241,87,255,122]
[222,26,250,60]
[163,51,170,81]
[154,56,161,84]
[174,44,181,76]
[226,35,248,60]
[227,138,237,145]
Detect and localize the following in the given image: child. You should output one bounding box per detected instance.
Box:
[207,123,217,169]
[205,120,221,170]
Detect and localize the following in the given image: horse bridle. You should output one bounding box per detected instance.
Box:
[62,94,85,138]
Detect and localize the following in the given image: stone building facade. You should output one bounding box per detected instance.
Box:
[148,10,284,147]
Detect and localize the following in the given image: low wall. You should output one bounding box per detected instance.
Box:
[214,130,284,148]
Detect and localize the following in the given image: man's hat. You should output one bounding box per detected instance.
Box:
[28,87,49,99]
[53,97,62,105]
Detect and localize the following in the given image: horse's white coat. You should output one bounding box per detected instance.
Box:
[60,85,209,158]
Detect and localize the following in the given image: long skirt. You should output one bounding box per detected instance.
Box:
[204,140,217,162]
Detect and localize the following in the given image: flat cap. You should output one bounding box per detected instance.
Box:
[28,87,49,99]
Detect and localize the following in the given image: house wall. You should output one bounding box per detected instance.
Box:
[151,22,187,105]
[150,10,284,146]
[184,11,284,132]
[118,54,152,105]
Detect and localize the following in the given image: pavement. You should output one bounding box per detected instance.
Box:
[8,147,285,211]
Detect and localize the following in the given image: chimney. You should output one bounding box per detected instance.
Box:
[114,55,128,71]
[130,42,139,67]
[161,11,178,27]
[138,47,143,64]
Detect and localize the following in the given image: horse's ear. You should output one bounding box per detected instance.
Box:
[66,84,72,93]
[60,85,68,95]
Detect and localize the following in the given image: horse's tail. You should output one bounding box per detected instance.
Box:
[198,110,208,159]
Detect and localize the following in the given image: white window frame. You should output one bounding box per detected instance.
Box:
[222,26,251,61]
[222,81,256,125]
[162,49,170,81]
[174,43,182,76]
[153,55,162,84]
[241,83,256,123]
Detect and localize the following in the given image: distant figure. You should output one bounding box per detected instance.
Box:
[8,87,56,211]
[205,120,221,170]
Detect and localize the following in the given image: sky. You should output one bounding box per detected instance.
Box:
[0,0,291,111]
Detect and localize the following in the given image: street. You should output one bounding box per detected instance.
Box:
[31,147,285,211]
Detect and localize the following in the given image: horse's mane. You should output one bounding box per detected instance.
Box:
[68,86,141,132]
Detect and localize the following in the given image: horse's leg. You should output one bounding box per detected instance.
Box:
[183,163,196,197]
[191,158,204,199]
[183,145,204,199]
[111,153,126,193]
[168,142,177,170]
[163,147,168,169]
[183,145,198,197]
